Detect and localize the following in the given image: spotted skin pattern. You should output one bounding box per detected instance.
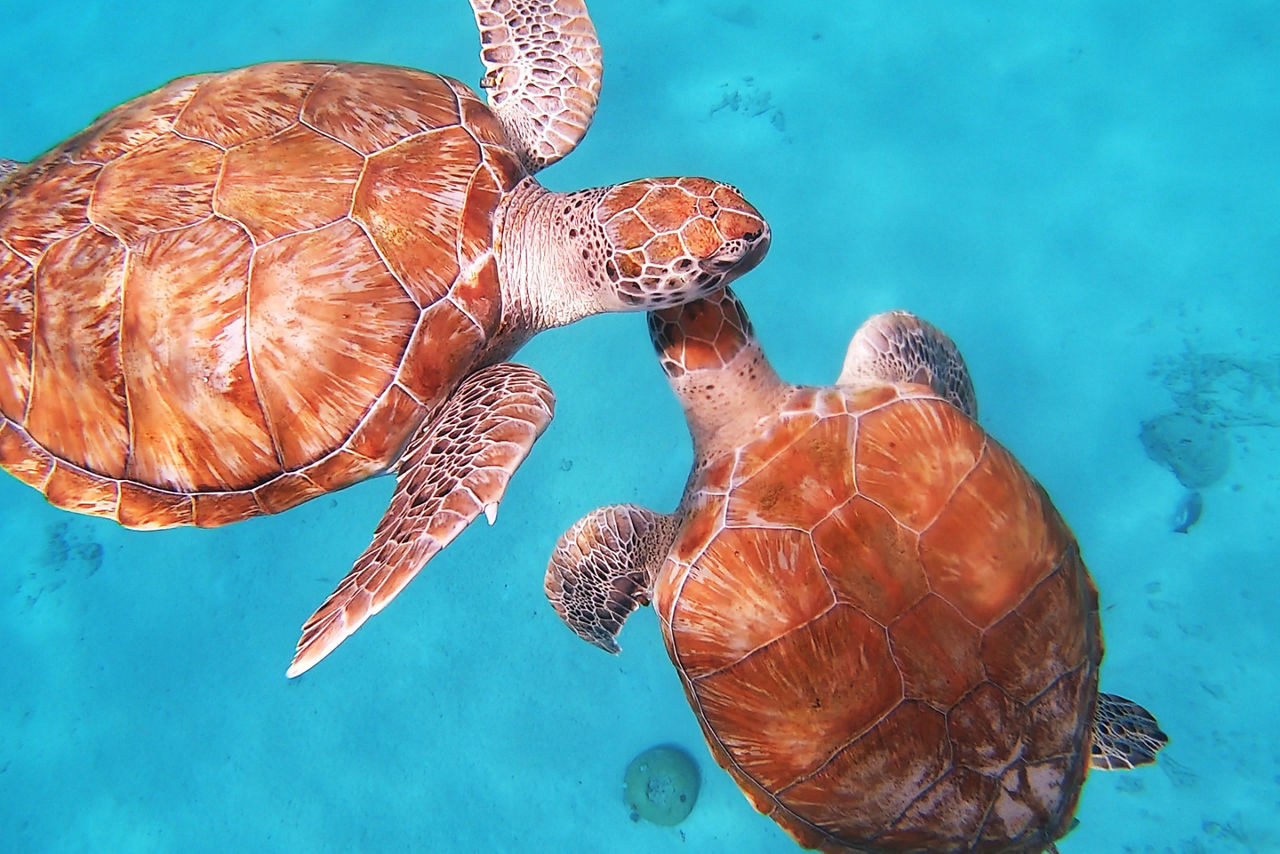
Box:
[597,178,769,306]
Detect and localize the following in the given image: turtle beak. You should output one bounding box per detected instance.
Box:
[591,176,771,310]
[700,189,770,287]
[736,218,770,277]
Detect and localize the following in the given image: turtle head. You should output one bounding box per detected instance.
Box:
[648,286,757,379]
[497,177,767,335]
[648,287,785,449]
[590,177,769,311]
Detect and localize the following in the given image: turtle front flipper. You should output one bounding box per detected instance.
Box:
[1090,692,1169,770]
[546,504,678,653]
[839,310,979,420]
[469,0,602,172]
[286,362,555,677]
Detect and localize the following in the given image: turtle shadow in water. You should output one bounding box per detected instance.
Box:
[1140,345,1280,533]
[708,77,788,135]
[15,520,104,610]
[1138,412,1224,533]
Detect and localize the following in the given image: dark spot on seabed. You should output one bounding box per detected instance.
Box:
[20,521,105,610]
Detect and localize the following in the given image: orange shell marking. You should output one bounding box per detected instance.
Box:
[657,386,1101,852]
[0,62,526,528]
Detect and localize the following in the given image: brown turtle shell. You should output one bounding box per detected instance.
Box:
[655,384,1102,853]
[0,61,525,529]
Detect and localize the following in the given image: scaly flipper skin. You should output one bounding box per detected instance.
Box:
[545,504,678,652]
[1090,692,1169,770]
[840,309,978,419]
[0,160,18,183]
[469,0,602,172]
[288,362,554,677]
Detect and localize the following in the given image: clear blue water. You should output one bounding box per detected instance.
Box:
[2,1,1277,851]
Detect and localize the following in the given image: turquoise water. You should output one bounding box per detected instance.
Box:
[2,0,1277,851]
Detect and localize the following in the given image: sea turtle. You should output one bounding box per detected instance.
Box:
[546,289,1166,852]
[0,0,770,677]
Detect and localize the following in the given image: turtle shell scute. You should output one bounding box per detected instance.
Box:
[0,61,527,525]
[664,392,1101,851]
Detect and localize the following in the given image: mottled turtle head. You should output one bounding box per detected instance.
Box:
[649,286,757,378]
[647,287,785,449]
[497,177,767,335]
[589,177,769,311]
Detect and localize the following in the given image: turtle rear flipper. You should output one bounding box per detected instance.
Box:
[1091,692,1169,770]
[286,362,555,677]
[545,504,678,653]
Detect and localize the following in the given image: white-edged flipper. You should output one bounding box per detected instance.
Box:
[839,310,978,419]
[469,0,602,172]
[545,503,677,653]
[287,362,554,676]
[1091,692,1169,770]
